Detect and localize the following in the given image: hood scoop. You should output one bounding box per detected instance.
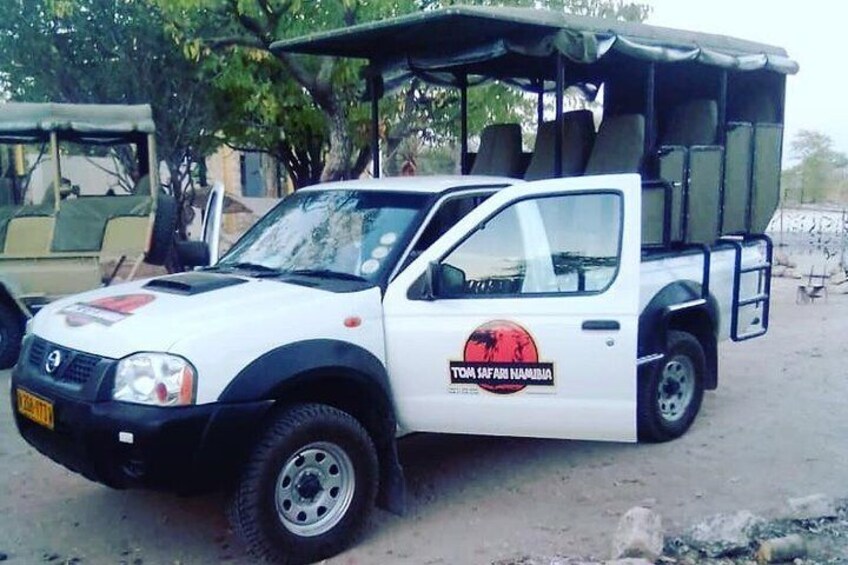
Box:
[144,272,247,296]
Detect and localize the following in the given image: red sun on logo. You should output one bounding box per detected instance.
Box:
[450,320,554,394]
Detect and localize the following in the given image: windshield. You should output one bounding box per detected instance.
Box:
[218,189,427,283]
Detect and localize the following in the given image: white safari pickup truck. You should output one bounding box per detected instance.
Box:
[13,174,769,562]
[14,4,796,561]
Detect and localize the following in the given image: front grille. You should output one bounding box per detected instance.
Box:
[58,353,101,385]
[27,337,104,387]
[28,337,48,367]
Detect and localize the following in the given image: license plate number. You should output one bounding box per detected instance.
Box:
[16,388,54,430]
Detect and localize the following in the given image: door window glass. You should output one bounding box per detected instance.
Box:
[439,192,621,296]
[538,192,621,292]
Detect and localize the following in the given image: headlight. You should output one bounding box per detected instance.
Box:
[24,317,33,336]
[113,353,196,406]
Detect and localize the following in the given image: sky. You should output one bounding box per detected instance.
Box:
[644,0,847,165]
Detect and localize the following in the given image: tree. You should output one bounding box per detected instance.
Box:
[159,0,649,188]
[783,130,848,203]
[0,0,219,234]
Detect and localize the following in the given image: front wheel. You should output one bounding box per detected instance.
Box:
[0,303,23,369]
[638,330,706,443]
[229,404,379,564]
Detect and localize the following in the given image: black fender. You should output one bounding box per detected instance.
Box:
[220,339,406,514]
[639,282,719,390]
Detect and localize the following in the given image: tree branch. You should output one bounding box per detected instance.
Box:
[206,35,265,50]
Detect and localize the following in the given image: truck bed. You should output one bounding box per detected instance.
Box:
[640,242,765,342]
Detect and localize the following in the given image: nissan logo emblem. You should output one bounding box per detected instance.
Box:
[45,350,63,374]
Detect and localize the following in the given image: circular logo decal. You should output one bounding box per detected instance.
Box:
[456,320,553,394]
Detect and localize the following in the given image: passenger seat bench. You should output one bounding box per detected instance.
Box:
[51,195,153,255]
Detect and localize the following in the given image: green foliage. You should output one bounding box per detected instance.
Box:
[782,130,848,204]
[159,0,649,186]
[0,0,219,234]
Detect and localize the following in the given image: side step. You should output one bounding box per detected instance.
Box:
[721,234,773,342]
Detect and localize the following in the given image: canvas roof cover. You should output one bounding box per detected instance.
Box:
[0,103,155,142]
[271,6,799,85]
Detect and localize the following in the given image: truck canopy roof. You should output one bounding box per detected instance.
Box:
[271,5,798,90]
[0,103,155,143]
[301,175,521,195]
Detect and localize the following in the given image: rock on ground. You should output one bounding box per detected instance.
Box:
[682,510,765,558]
[610,507,664,561]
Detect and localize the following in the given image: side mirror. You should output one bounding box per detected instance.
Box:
[439,264,466,296]
[421,261,439,301]
[176,240,211,269]
[410,262,467,301]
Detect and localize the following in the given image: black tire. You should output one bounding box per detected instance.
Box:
[0,302,23,369]
[229,403,379,564]
[144,194,178,266]
[637,330,706,443]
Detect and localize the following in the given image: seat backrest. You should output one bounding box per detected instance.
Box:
[51,195,153,253]
[524,110,595,181]
[4,216,55,255]
[585,114,646,175]
[470,123,524,177]
[662,99,718,146]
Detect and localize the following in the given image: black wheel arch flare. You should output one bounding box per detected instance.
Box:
[219,339,406,515]
[639,281,719,390]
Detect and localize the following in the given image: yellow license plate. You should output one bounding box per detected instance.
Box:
[16,388,54,430]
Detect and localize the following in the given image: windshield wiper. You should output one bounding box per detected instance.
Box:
[209,262,284,277]
[287,269,368,282]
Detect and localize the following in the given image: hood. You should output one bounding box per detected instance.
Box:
[31,272,351,358]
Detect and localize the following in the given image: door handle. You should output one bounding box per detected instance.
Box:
[582,320,620,331]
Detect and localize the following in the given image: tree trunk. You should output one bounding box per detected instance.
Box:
[321,109,353,182]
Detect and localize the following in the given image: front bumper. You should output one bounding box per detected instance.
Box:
[12,335,273,493]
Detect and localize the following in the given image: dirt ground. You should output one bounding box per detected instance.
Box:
[1,277,847,564]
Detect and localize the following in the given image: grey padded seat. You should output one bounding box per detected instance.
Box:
[585,114,646,175]
[662,99,718,146]
[524,110,595,180]
[470,123,524,177]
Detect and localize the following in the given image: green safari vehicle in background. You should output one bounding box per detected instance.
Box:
[0,103,178,368]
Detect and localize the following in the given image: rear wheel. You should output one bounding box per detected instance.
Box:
[0,302,23,369]
[638,330,705,442]
[229,404,378,564]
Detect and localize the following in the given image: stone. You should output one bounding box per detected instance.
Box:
[605,560,654,565]
[756,534,807,564]
[610,507,664,561]
[786,494,838,520]
[684,510,765,558]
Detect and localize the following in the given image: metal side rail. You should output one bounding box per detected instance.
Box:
[721,234,773,341]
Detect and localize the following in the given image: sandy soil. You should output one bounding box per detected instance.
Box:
[1,277,847,564]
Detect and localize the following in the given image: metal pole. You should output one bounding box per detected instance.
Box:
[147,133,158,205]
[554,54,564,178]
[370,74,381,179]
[718,71,728,144]
[49,131,61,212]
[460,75,469,175]
[645,63,656,157]
[537,82,545,127]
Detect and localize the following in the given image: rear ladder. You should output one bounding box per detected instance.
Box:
[722,234,773,341]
